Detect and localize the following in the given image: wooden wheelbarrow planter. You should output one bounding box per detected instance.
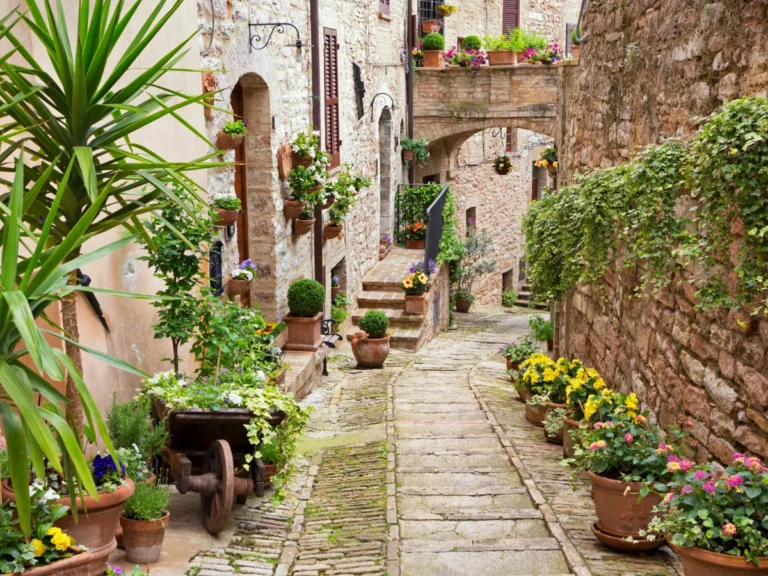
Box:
[155,405,284,534]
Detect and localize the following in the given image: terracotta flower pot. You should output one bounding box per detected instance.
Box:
[215,131,244,151]
[351,333,391,368]
[323,197,335,210]
[421,21,442,34]
[294,217,315,236]
[331,286,341,300]
[514,52,526,65]
[405,238,425,250]
[571,45,580,61]
[19,550,94,576]
[324,223,343,240]
[544,402,566,444]
[284,199,306,219]
[264,463,278,487]
[214,208,239,227]
[116,472,157,549]
[487,51,515,66]
[525,401,547,427]
[404,294,427,315]
[403,149,415,162]
[283,312,323,351]
[589,472,663,539]
[120,510,170,564]
[562,416,580,458]
[229,277,250,297]
[455,297,472,313]
[3,479,134,576]
[506,358,520,371]
[292,151,314,167]
[668,538,768,575]
[422,50,444,68]
[517,386,532,403]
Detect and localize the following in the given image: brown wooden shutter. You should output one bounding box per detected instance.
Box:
[379,0,390,16]
[565,23,576,56]
[502,0,519,34]
[324,28,340,169]
[531,163,538,201]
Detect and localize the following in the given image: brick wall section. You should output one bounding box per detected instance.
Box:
[562,1,768,463]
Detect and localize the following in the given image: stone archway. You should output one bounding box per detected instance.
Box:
[378,108,394,239]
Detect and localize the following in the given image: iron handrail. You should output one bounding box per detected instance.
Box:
[423,185,448,266]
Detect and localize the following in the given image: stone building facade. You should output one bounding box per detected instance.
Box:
[560,1,768,464]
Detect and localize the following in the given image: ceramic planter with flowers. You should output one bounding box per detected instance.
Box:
[444,46,487,75]
[405,220,427,249]
[212,192,241,226]
[421,19,442,34]
[291,130,320,167]
[216,119,246,151]
[648,453,768,575]
[494,154,512,175]
[519,354,575,426]
[436,4,456,17]
[401,260,433,315]
[230,259,257,297]
[535,146,559,178]
[499,334,536,383]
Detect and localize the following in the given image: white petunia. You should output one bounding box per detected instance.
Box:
[256,370,266,381]
[227,392,243,406]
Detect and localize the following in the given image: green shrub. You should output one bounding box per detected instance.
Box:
[123,483,170,522]
[529,315,554,341]
[287,279,325,317]
[501,289,518,307]
[106,395,168,461]
[222,120,246,135]
[331,293,350,325]
[359,310,389,339]
[462,35,482,50]
[259,439,281,465]
[422,33,445,51]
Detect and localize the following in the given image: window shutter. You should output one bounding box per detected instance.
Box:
[565,23,576,55]
[502,0,519,34]
[379,0,390,16]
[324,28,340,169]
[505,127,516,153]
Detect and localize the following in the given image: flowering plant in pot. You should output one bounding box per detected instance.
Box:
[453,227,497,312]
[483,31,525,65]
[212,191,241,226]
[352,310,391,368]
[443,46,487,75]
[647,454,768,574]
[405,220,428,249]
[401,261,432,315]
[331,276,342,300]
[216,119,246,151]
[283,279,325,350]
[544,406,567,445]
[562,366,609,456]
[412,44,424,68]
[499,334,536,373]
[535,146,558,177]
[421,32,445,66]
[567,411,692,549]
[291,130,321,166]
[517,353,563,403]
[401,137,430,167]
[294,189,324,236]
[522,356,572,427]
[230,259,257,297]
[120,482,171,564]
[107,566,148,576]
[529,315,554,350]
[493,154,512,175]
[421,19,442,35]
[436,4,456,17]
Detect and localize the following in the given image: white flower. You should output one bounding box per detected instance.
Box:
[232,269,254,281]
[256,370,266,381]
[227,392,243,406]
[292,144,299,152]
[177,379,186,387]
[308,149,316,158]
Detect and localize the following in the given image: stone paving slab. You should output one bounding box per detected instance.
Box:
[397,493,538,517]
[394,421,494,437]
[394,410,488,421]
[400,551,571,576]
[400,518,551,540]
[396,452,512,471]
[398,471,522,491]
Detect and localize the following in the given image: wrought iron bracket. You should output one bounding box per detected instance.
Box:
[248,22,305,52]
[370,92,396,121]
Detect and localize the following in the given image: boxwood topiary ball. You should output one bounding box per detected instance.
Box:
[359,310,389,339]
[422,33,445,51]
[288,278,325,317]
[462,35,482,50]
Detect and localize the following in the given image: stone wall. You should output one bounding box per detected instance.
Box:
[562,0,768,463]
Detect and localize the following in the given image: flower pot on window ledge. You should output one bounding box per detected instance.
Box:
[405,238,425,250]
[284,199,306,219]
[215,131,244,151]
[283,312,323,350]
[404,294,427,315]
[324,223,343,240]
[214,208,239,227]
[229,278,251,297]
[422,50,444,68]
[294,217,315,236]
[421,20,442,34]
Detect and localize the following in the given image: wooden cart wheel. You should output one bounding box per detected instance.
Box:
[201,439,235,534]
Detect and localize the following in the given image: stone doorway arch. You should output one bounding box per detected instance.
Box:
[378,108,394,240]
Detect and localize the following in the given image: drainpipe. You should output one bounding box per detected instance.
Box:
[310,0,323,285]
[406,6,415,185]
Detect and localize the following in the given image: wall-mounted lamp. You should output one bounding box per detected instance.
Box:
[248,22,307,55]
[370,92,397,122]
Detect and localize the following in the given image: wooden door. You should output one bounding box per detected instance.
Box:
[231,82,250,307]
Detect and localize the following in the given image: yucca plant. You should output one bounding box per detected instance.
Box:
[0,0,219,429]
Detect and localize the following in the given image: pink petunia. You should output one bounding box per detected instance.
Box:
[668,455,680,463]
[624,433,634,444]
[733,453,746,462]
[693,470,708,480]
[589,440,607,451]
[683,420,694,428]
[680,460,694,471]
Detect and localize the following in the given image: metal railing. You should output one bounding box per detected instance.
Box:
[394,183,448,253]
[423,185,448,266]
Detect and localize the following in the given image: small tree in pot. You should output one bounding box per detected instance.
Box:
[120,483,171,564]
[284,279,326,350]
[421,33,445,67]
[453,227,497,313]
[352,311,391,369]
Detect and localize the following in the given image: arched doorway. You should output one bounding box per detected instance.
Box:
[231,82,249,307]
[378,108,394,240]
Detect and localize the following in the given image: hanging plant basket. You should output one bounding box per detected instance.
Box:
[547,164,558,178]
[215,131,243,151]
[421,20,442,34]
[292,151,314,167]
[229,278,251,297]
[323,196,335,210]
[284,199,306,219]
[324,223,343,240]
[493,155,512,175]
[214,208,239,227]
[294,217,315,236]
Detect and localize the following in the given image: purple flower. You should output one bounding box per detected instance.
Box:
[92,454,123,482]
[428,259,437,274]
[239,259,257,271]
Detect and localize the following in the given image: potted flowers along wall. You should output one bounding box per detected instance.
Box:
[536,146,558,178]
[216,119,246,151]
[443,42,487,75]
[421,33,445,67]
[522,43,564,66]
[331,276,341,300]
[283,279,325,350]
[230,259,257,297]
[291,130,321,167]
[380,234,393,260]
[529,315,554,351]
[518,355,575,429]
[119,483,171,564]
[212,191,242,227]
[453,227,497,313]
[285,130,330,229]
[561,366,609,459]
[351,310,391,369]
[401,137,430,167]
[323,167,370,240]
[499,334,535,373]
[401,260,434,315]
[405,220,427,249]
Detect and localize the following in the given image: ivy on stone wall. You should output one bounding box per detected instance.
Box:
[523,97,768,315]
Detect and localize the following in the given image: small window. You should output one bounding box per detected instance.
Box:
[379,0,390,17]
[505,128,517,153]
[422,174,439,184]
[466,207,476,235]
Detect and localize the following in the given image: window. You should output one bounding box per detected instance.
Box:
[502,0,519,33]
[419,0,443,35]
[422,174,439,184]
[465,207,476,236]
[505,128,517,153]
[379,0,390,16]
[324,28,340,168]
[566,23,576,56]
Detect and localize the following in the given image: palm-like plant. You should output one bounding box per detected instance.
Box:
[0,0,219,427]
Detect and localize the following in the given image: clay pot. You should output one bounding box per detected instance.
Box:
[324,223,343,240]
[404,294,427,315]
[513,52,526,65]
[18,550,94,576]
[116,473,157,549]
[545,428,563,445]
[422,50,444,68]
[292,151,314,167]
[351,333,391,368]
[571,45,580,61]
[283,312,323,351]
[517,386,532,403]
[668,538,768,575]
[494,163,511,175]
[215,131,244,151]
[294,217,315,236]
[562,416,580,458]
[120,510,170,564]
[323,197,335,210]
[547,164,558,178]
[455,297,472,313]
[592,523,664,552]
[487,51,514,66]
[525,401,546,427]
[403,149,415,162]
[214,208,239,227]
[3,479,134,576]
[589,472,663,539]
[331,286,341,300]
[284,199,306,219]
[264,463,278,487]
[405,238,425,250]
[547,338,554,352]
[421,21,442,34]
[229,278,250,297]
[506,359,520,371]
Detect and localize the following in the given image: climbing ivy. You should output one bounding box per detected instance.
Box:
[437,190,463,282]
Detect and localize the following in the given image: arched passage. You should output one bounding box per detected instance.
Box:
[378,108,394,239]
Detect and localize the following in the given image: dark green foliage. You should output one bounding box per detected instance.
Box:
[502,289,518,307]
[288,279,326,317]
[331,293,350,325]
[106,395,168,461]
[529,315,554,342]
[123,483,171,522]
[422,33,445,51]
[462,35,482,50]
[359,310,389,339]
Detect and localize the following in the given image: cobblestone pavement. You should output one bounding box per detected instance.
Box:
[188,306,687,576]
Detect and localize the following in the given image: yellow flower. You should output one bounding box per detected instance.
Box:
[529,371,540,384]
[586,368,599,378]
[583,397,598,422]
[568,377,583,391]
[543,368,557,382]
[418,273,428,284]
[625,393,639,411]
[552,161,558,168]
[403,279,413,289]
[51,531,73,552]
[46,527,62,537]
[594,378,606,390]
[601,388,612,399]
[31,539,46,557]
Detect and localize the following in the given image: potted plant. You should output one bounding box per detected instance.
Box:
[421,19,442,35]
[502,288,518,307]
[518,355,578,425]
[120,483,171,564]
[544,407,567,445]
[454,227,497,312]
[212,191,241,226]
[483,30,527,66]
[216,119,246,151]
[230,259,257,297]
[529,315,554,350]
[283,279,325,350]
[568,408,692,549]
[405,220,428,249]
[291,130,320,167]
[412,44,425,68]
[436,4,457,17]
[351,310,391,368]
[286,166,314,218]
[331,292,350,327]
[401,136,430,167]
[294,190,323,236]
[107,565,149,576]
[648,454,768,574]
[499,334,535,372]
[571,27,581,60]
[461,35,481,49]
[331,276,341,300]
[421,32,445,66]
[536,146,558,178]
[401,261,432,315]
[493,154,512,175]
[443,46,487,74]
[561,365,610,458]
[379,234,393,259]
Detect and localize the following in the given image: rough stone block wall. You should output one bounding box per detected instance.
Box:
[563,0,768,463]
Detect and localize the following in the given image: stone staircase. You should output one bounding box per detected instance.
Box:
[515,283,549,310]
[347,247,429,350]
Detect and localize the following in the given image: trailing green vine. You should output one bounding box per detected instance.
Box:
[524,97,768,314]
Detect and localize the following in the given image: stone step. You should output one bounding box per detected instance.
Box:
[351,307,424,327]
[356,290,406,310]
[362,278,404,291]
[346,325,423,351]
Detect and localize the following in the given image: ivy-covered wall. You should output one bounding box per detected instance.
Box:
[560,1,768,464]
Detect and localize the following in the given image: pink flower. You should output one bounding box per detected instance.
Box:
[746,457,763,472]
[702,480,717,494]
[589,440,607,451]
[726,474,744,488]
[693,470,708,480]
[668,455,680,463]
[624,433,634,444]
[733,453,746,463]
[681,485,693,495]
[663,492,675,504]
[636,414,647,424]
[593,422,604,430]
[690,440,699,448]
[723,523,738,536]
[680,460,694,471]
[656,442,669,454]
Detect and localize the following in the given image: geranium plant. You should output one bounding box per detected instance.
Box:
[405,220,428,241]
